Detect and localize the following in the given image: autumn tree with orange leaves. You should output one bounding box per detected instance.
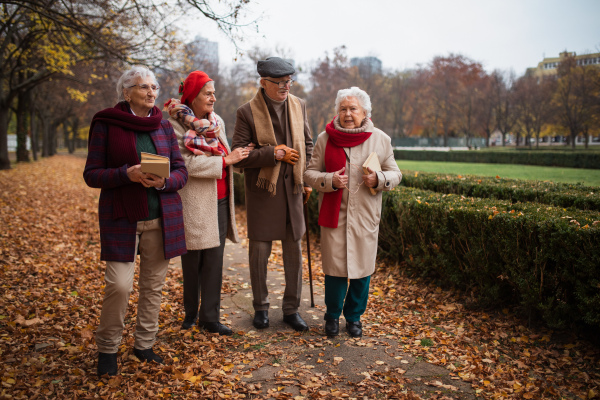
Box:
[0,0,256,170]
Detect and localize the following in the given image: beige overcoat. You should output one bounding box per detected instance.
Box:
[304,121,402,279]
[170,115,240,250]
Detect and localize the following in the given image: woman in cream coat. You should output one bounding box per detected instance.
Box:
[167,70,252,335]
[304,86,402,338]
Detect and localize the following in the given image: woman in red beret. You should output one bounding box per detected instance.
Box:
[164,71,253,335]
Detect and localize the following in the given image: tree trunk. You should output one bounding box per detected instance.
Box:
[63,123,72,154]
[16,90,30,162]
[41,119,50,157]
[0,106,10,170]
[30,99,38,161]
[50,122,58,156]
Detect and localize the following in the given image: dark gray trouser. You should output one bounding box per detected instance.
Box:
[249,223,303,315]
[181,197,229,323]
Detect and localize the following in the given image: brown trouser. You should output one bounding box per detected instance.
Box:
[249,223,303,315]
[96,218,169,354]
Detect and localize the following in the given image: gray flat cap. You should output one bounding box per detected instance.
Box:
[257,57,295,78]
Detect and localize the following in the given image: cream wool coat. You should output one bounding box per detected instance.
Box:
[304,122,402,279]
[170,115,240,250]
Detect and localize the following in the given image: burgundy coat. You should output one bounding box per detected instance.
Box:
[84,117,188,262]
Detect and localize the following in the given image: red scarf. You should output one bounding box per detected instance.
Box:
[318,118,372,228]
[89,102,163,222]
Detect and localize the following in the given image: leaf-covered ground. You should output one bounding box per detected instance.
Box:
[1,155,599,399]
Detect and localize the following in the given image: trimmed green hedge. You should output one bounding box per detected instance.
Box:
[401,171,600,211]
[394,149,600,169]
[378,187,600,329]
[234,171,600,330]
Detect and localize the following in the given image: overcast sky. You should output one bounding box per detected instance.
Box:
[189,0,600,76]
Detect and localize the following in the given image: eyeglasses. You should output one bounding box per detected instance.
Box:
[128,84,160,92]
[263,79,294,88]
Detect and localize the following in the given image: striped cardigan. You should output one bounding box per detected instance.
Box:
[84,118,188,262]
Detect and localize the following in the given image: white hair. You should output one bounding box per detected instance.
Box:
[334,86,372,118]
[116,66,158,102]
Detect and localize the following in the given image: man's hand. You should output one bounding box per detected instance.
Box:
[274,144,299,165]
[303,186,312,204]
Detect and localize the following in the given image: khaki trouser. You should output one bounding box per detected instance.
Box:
[96,218,169,354]
[249,223,303,315]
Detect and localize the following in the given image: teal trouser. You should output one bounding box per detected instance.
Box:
[324,275,371,322]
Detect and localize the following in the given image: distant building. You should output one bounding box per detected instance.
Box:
[350,56,382,78]
[186,35,219,76]
[527,51,600,77]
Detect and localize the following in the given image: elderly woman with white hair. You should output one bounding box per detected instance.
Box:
[84,66,188,376]
[304,86,402,338]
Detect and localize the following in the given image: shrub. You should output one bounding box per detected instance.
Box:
[394,149,600,169]
[400,171,600,211]
[378,187,600,329]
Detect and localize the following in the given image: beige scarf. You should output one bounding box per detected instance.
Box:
[249,89,306,196]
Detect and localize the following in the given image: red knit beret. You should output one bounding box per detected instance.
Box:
[179,71,213,107]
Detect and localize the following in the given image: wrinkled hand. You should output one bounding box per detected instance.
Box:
[225,147,250,166]
[303,186,312,204]
[141,173,166,188]
[274,144,299,165]
[362,167,378,188]
[127,164,147,183]
[332,166,348,189]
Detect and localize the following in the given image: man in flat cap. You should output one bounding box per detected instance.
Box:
[232,57,313,332]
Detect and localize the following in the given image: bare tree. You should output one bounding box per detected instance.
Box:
[553,54,599,148]
[492,70,518,147]
[306,47,351,137]
[514,74,556,149]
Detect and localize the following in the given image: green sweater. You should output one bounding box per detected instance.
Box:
[136,132,161,221]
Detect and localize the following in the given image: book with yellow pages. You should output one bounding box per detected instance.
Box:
[362,152,381,195]
[140,152,170,179]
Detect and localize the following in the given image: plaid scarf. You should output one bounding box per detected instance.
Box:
[164,98,224,156]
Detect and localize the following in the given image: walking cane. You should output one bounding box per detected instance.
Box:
[303,202,315,307]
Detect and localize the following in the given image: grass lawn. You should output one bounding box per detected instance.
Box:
[397,160,600,187]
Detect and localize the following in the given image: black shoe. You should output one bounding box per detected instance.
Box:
[346,321,362,338]
[199,321,233,336]
[181,316,197,330]
[253,310,269,329]
[97,352,118,377]
[133,347,164,364]
[283,312,309,332]
[324,318,339,337]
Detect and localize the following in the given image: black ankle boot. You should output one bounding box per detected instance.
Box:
[133,347,164,364]
[324,318,339,337]
[97,352,118,377]
[346,321,362,338]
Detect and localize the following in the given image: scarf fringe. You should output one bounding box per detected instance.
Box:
[256,177,277,196]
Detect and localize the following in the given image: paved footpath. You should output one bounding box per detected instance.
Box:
[172,239,477,399]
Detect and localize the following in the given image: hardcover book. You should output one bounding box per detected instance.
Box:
[362,152,381,195]
[140,152,170,178]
